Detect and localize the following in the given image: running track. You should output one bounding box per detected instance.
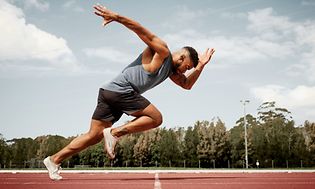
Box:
[1,170,315,189]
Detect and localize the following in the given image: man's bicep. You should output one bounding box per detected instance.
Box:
[139,32,169,57]
[149,36,169,57]
[143,53,167,73]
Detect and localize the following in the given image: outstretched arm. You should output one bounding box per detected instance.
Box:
[170,48,215,90]
[93,4,169,65]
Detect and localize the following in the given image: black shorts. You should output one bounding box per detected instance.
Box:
[92,88,150,124]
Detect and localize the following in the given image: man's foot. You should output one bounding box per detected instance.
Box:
[43,156,62,181]
[103,128,118,159]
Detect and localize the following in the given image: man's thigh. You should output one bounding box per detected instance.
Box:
[131,103,162,121]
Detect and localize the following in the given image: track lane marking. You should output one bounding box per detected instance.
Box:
[154,173,161,189]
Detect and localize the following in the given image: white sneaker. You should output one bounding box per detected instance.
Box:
[103,128,118,159]
[43,156,62,181]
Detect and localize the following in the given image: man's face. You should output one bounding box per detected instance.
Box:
[175,52,194,74]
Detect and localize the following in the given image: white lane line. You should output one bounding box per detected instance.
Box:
[154,173,161,189]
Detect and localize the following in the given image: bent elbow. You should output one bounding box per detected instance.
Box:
[152,37,169,57]
[157,45,169,58]
[182,84,192,90]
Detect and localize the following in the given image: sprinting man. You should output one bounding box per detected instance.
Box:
[44,4,215,180]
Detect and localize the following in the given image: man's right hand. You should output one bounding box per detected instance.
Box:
[93,4,118,27]
[93,4,169,73]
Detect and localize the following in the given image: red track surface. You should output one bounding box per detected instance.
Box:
[1,172,315,189]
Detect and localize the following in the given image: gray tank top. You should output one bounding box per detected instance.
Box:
[102,53,174,94]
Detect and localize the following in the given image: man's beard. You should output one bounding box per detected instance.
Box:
[173,62,180,73]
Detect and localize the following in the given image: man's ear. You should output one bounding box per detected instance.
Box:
[179,55,185,63]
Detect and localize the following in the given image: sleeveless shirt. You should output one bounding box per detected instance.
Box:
[102,53,174,94]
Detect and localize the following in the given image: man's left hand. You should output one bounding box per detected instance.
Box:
[197,48,215,70]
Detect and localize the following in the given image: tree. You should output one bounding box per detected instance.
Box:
[116,133,139,166]
[256,101,297,167]
[196,120,211,166]
[7,137,39,168]
[231,114,256,168]
[174,127,185,164]
[257,102,292,124]
[148,129,161,166]
[133,129,161,166]
[36,135,69,161]
[78,141,105,167]
[159,128,181,166]
[303,121,315,165]
[133,132,151,166]
[183,126,199,167]
[290,127,308,166]
[196,119,229,168]
[229,124,244,167]
[251,122,267,167]
[212,119,230,167]
[0,134,9,168]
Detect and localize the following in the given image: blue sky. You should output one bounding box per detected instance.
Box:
[1,0,315,139]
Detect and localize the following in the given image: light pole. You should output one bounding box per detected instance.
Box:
[240,100,250,169]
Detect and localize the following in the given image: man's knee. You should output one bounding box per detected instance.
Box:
[152,112,163,127]
[89,119,111,143]
[133,104,163,127]
[87,130,103,144]
[148,106,163,127]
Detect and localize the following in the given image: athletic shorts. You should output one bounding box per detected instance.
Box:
[92,88,150,124]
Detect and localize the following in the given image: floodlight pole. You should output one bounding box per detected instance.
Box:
[241,100,250,169]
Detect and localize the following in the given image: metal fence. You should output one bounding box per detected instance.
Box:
[1,159,315,169]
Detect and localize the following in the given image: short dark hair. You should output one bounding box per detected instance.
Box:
[183,46,199,68]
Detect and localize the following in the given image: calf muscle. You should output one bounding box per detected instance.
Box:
[51,119,111,164]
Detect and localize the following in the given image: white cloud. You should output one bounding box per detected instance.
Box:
[251,85,315,108]
[247,8,315,81]
[164,7,315,82]
[251,84,315,124]
[247,8,294,40]
[174,5,206,21]
[247,7,315,46]
[246,8,315,123]
[294,22,315,81]
[301,49,315,81]
[161,5,207,30]
[162,8,296,65]
[83,46,133,64]
[220,12,246,20]
[62,0,84,12]
[164,30,287,66]
[63,0,75,8]
[302,0,315,6]
[0,0,78,71]
[23,0,49,11]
